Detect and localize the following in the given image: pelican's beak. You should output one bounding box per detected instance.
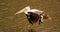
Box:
[14,12,18,15]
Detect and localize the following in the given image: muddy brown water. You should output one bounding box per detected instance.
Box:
[0,0,60,32]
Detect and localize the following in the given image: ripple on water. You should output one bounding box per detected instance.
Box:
[0,3,6,5]
[1,8,8,10]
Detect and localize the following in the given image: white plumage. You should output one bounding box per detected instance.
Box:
[15,6,44,15]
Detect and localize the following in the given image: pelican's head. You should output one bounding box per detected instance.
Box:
[15,6,31,15]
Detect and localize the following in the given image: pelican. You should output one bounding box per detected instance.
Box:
[15,6,51,25]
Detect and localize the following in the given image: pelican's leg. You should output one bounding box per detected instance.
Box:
[39,18,41,25]
[41,15,44,23]
[39,15,44,25]
[41,15,43,23]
